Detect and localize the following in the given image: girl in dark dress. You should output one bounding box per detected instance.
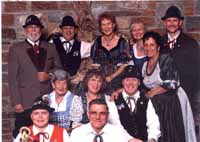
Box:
[91,12,132,94]
[142,31,185,142]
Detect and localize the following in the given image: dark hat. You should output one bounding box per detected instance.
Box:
[23,15,44,28]
[51,69,70,82]
[161,6,184,20]
[122,65,141,80]
[28,95,54,113]
[59,16,78,28]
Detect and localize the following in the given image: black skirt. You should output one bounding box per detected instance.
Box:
[151,92,186,142]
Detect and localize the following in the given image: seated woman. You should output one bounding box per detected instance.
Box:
[129,19,148,73]
[91,12,132,94]
[69,69,137,141]
[142,31,186,142]
[14,96,69,142]
[48,69,74,133]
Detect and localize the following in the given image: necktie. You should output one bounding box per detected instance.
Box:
[93,132,104,142]
[168,38,176,49]
[127,96,137,114]
[33,132,49,142]
[33,44,40,54]
[62,41,71,53]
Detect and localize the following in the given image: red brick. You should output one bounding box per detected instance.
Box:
[184,7,194,16]
[2,51,9,63]
[2,120,12,133]
[143,9,155,16]
[31,1,58,11]
[2,28,16,40]
[59,2,74,10]
[2,83,9,96]
[2,134,13,142]
[4,2,27,12]
[2,14,14,26]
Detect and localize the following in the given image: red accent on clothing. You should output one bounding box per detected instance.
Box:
[29,125,64,142]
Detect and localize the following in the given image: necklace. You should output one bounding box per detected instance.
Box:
[103,34,115,46]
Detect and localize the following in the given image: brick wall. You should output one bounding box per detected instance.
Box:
[2,1,200,142]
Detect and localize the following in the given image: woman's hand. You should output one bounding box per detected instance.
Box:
[145,86,168,98]
[109,88,123,101]
[145,90,157,98]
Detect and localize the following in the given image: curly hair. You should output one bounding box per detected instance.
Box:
[98,12,118,33]
[143,31,163,48]
[83,69,107,94]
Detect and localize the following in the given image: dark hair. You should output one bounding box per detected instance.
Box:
[83,69,107,93]
[143,31,163,47]
[88,98,109,111]
[98,12,118,33]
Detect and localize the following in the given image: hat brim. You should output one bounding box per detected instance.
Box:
[23,24,44,29]
[161,16,184,20]
[59,24,78,28]
[27,105,55,114]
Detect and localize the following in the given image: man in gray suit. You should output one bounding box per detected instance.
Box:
[8,15,62,138]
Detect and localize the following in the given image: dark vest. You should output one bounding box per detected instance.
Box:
[115,92,148,141]
[53,37,81,76]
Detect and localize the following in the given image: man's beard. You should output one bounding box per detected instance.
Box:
[27,32,41,42]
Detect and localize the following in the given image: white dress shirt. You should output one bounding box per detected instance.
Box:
[14,124,69,142]
[70,123,128,142]
[70,94,133,140]
[27,38,39,46]
[167,30,180,49]
[122,90,161,141]
[49,90,72,112]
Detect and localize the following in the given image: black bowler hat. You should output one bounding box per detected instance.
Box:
[28,95,54,113]
[59,15,78,28]
[161,6,184,20]
[23,15,44,28]
[122,65,141,80]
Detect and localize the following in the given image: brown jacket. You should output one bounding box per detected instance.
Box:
[8,40,62,110]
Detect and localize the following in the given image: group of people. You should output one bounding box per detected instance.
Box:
[8,5,199,142]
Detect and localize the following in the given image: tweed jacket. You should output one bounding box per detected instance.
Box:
[8,40,62,110]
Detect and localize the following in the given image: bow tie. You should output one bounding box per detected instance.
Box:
[127,96,137,114]
[93,132,104,142]
[62,41,72,53]
[33,132,49,142]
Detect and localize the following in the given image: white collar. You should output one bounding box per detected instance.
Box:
[122,90,140,101]
[167,30,180,42]
[60,37,74,45]
[32,124,53,135]
[27,38,40,46]
[86,123,110,135]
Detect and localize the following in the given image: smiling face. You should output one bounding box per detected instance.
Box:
[87,75,102,95]
[122,77,140,96]
[25,25,42,42]
[31,109,49,129]
[54,80,68,96]
[100,18,115,36]
[61,26,76,41]
[88,104,109,133]
[164,17,182,34]
[131,22,145,41]
[144,37,160,58]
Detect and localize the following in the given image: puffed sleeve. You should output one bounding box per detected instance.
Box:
[117,37,132,65]
[159,54,180,90]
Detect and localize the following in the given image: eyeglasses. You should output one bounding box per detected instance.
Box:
[89,111,108,117]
